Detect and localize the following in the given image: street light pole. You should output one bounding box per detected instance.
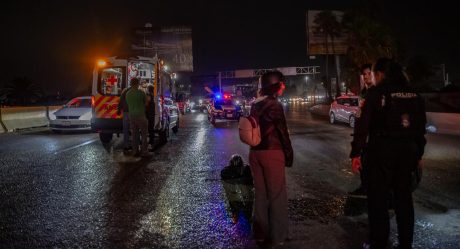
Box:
[218,72,222,94]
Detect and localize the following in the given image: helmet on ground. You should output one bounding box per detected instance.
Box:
[229,154,244,168]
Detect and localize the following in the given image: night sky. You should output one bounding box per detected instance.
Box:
[1,0,459,97]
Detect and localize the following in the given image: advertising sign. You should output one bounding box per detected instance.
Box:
[132,25,193,72]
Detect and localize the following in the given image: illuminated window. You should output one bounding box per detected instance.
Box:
[99,67,124,96]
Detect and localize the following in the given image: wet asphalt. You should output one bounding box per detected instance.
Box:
[0,103,459,249]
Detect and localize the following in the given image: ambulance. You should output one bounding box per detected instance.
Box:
[91,56,179,143]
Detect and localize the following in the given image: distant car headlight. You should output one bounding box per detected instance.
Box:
[79,111,92,120]
[199,99,203,104]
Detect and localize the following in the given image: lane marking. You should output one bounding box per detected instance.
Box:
[54,138,98,155]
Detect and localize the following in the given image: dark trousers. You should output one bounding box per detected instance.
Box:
[366,139,418,249]
[147,116,155,145]
[359,149,369,189]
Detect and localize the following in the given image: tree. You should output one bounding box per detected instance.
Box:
[314,10,342,101]
[341,9,397,94]
[0,77,43,105]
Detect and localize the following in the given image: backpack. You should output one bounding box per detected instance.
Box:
[238,100,273,146]
[238,115,262,146]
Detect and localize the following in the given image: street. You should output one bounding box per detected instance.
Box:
[1,104,459,249]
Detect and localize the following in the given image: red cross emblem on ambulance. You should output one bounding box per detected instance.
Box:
[107,75,118,85]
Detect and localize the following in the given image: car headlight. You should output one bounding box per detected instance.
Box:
[199,99,203,104]
[79,111,92,120]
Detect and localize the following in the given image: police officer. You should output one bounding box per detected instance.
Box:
[349,63,375,197]
[350,58,427,249]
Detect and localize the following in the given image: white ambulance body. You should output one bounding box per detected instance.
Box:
[91,56,178,143]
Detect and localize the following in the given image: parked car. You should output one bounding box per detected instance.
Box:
[199,93,214,113]
[176,92,191,114]
[329,95,359,128]
[50,96,92,132]
[162,97,180,138]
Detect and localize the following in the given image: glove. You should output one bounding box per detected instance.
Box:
[351,157,361,174]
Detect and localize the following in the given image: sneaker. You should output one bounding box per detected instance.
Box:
[348,186,367,199]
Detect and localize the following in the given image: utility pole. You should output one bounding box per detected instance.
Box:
[218,72,222,94]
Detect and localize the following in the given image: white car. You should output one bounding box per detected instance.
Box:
[50,96,92,132]
[329,95,359,128]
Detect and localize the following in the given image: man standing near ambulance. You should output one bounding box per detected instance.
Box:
[125,78,150,157]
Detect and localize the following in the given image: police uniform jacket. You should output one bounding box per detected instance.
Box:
[350,80,427,160]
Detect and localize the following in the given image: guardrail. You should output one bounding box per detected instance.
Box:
[0,110,6,133]
[0,106,61,132]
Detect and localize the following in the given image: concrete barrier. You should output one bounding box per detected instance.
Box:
[0,110,6,133]
[426,112,460,136]
[308,104,460,136]
[0,107,49,131]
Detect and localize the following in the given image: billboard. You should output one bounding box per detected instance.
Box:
[132,24,193,72]
[306,10,348,55]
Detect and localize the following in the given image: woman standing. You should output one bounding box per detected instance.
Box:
[249,71,293,248]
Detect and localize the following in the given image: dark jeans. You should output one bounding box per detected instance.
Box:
[359,149,369,190]
[122,112,130,149]
[366,139,418,249]
[130,116,148,154]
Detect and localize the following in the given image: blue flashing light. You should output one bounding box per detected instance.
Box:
[216,94,222,99]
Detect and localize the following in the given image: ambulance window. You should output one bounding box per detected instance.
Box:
[99,67,124,96]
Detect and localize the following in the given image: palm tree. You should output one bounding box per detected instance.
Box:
[342,10,396,93]
[0,77,43,105]
[314,11,342,100]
